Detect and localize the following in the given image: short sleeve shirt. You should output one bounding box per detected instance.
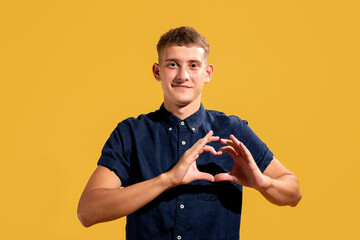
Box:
[98,103,273,240]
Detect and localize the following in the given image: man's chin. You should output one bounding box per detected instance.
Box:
[164,93,200,108]
[175,100,192,107]
[170,95,192,105]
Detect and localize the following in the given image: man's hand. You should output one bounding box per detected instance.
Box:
[214,134,302,206]
[165,130,220,187]
[214,134,269,190]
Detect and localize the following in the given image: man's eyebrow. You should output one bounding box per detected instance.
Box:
[164,58,202,63]
[188,60,202,63]
[164,58,179,62]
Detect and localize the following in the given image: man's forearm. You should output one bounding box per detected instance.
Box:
[77,173,172,227]
[257,173,302,207]
[78,132,218,227]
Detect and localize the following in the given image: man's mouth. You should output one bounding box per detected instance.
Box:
[172,84,191,88]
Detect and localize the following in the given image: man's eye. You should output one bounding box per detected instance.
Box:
[168,63,178,68]
[190,63,198,68]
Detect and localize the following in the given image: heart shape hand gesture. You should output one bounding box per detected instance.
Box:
[167,131,267,189]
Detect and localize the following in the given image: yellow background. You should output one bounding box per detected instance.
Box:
[1,0,359,239]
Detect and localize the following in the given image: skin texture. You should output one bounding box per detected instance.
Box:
[152,45,213,120]
[77,45,302,227]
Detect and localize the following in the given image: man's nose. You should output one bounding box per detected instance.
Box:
[176,66,189,81]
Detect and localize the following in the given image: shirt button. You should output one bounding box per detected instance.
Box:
[177,236,182,240]
[168,127,172,131]
[181,141,186,145]
[191,128,195,132]
[180,204,184,209]
[180,121,185,126]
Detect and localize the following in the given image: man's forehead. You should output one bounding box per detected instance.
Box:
[161,45,206,62]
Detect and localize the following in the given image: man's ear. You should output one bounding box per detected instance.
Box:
[204,64,214,83]
[152,63,161,81]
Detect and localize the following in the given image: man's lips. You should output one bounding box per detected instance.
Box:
[171,84,192,88]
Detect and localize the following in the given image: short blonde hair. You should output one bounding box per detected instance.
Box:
[156,26,209,62]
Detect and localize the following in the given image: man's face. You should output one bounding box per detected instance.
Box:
[153,45,213,108]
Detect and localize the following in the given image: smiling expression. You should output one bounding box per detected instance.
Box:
[153,45,214,109]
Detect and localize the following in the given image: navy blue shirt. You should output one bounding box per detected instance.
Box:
[98,104,273,240]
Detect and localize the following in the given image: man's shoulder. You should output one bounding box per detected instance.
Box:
[114,109,162,129]
[204,108,248,125]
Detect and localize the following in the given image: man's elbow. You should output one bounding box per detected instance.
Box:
[289,189,302,207]
[286,174,302,207]
[77,204,93,228]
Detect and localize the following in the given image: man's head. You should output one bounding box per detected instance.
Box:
[153,27,214,114]
[156,26,209,63]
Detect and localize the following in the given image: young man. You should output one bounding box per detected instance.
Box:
[78,26,302,239]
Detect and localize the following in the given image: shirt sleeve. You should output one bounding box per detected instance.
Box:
[97,120,133,186]
[230,116,273,173]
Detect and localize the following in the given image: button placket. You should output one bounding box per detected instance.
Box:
[180,121,187,147]
[174,121,190,240]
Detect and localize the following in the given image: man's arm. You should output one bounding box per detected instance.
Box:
[259,158,302,206]
[77,166,171,227]
[215,135,302,206]
[77,131,219,227]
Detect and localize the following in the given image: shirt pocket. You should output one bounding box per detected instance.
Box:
[197,192,218,201]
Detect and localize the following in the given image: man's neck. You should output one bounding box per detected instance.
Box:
[163,100,201,120]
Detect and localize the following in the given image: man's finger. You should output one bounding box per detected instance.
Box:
[218,146,238,158]
[202,145,219,155]
[207,136,220,143]
[204,130,214,139]
[229,135,242,148]
[184,131,216,163]
[238,141,252,158]
[192,130,214,154]
[214,173,234,182]
[197,172,215,182]
[220,138,242,154]
[229,135,251,158]
[230,135,249,156]
[220,139,236,148]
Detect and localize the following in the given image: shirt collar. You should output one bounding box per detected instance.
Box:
[158,103,206,134]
